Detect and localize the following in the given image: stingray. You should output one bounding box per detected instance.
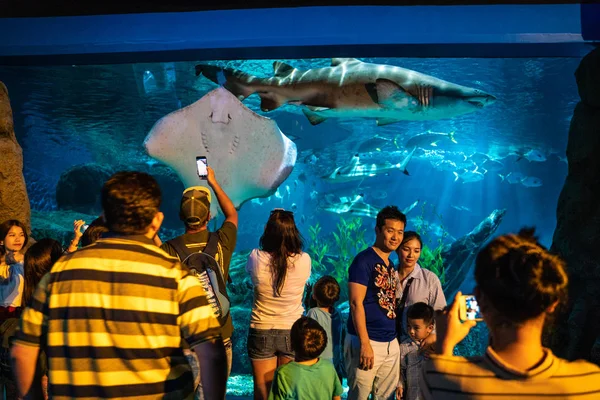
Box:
[143,87,297,217]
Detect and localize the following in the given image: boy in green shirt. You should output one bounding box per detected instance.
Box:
[269,316,343,400]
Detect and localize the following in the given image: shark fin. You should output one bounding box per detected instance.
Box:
[331,58,362,67]
[273,61,296,78]
[431,141,438,147]
[195,64,254,99]
[259,95,285,112]
[376,118,402,126]
[403,169,410,176]
[499,174,505,181]
[302,108,328,125]
[453,171,459,181]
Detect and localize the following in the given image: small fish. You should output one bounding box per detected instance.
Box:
[483,159,504,172]
[405,130,457,150]
[517,149,547,163]
[499,172,525,184]
[298,172,307,183]
[521,176,543,187]
[251,198,264,206]
[275,188,283,200]
[291,203,298,211]
[305,154,318,165]
[402,200,419,215]
[468,152,489,164]
[454,167,485,183]
[310,190,319,200]
[451,205,471,212]
[357,135,399,153]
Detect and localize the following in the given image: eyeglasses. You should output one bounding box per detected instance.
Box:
[271,208,294,216]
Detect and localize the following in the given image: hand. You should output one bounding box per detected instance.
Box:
[419,333,437,359]
[206,166,217,187]
[435,292,477,356]
[73,220,86,239]
[359,341,374,370]
[396,386,403,399]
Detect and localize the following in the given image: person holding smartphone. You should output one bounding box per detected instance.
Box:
[422,228,600,399]
[160,161,238,400]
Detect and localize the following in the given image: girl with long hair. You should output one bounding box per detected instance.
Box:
[1,238,62,400]
[0,219,29,320]
[245,209,311,400]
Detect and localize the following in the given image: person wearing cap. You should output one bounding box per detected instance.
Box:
[161,166,238,399]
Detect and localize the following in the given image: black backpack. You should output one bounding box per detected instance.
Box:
[167,233,231,327]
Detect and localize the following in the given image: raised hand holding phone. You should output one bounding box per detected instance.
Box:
[458,294,484,322]
[435,292,477,356]
[196,156,208,180]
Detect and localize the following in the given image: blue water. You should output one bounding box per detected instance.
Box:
[0,56,581,395]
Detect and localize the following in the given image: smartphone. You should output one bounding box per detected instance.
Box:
[458,294,483,322]
[196,156,208,179]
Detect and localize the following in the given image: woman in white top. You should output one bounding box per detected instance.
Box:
[245,208,311,400]
[0,219,28,319]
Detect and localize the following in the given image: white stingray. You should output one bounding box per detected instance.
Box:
[144,87,297,218]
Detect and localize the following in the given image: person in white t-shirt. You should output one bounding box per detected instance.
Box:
[245,208,311,400]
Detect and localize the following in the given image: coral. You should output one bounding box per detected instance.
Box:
[306,216,369,302]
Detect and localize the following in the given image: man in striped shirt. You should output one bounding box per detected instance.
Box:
[10,171,226,399]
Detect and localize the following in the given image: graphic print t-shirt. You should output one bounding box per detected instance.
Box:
[347,247,399,342]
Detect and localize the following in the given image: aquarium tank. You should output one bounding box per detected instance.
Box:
[1,2,598,398]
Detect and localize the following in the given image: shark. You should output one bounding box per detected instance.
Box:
[321,196,420,219]
[143,87,297,217]
[323,148,416,183]
[196,58,496,126]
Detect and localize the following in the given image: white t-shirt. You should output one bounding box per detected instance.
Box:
[245,249,311,330]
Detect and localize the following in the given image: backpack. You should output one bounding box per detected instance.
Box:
[167,233,230,327]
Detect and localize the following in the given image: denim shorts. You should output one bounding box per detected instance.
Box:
[247,328,294,360]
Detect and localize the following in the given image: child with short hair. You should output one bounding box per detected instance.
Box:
[306,275,343,375]
[268,316,343,400]
[397,302,435,400]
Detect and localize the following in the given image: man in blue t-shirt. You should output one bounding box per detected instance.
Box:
[345,205,406,400]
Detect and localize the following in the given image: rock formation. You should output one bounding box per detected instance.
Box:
[551,47,600,365]
[56,164,114,215]
[0,82,31,231]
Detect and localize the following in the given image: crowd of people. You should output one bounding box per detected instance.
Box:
[0,166,599,399]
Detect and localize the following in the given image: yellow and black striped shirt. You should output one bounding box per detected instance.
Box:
[14,235,221,399]
[422,346,600,399]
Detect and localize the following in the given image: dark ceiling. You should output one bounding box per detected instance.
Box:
[1,0,584,18]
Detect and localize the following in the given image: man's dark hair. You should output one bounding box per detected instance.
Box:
[313,275,340,308]
[407,302,435,325]
[101,172,161,235]
[376,205,407,230]
[291,316,327,362]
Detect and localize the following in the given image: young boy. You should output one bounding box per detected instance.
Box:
[397,302,435,400]
[268,317,343,400]
[306,275,343,376]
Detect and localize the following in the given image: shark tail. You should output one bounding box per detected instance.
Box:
[453,171,459,182]
[449,131,458,144]
[195,64,256,100]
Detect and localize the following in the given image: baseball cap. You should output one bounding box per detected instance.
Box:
[180,186,212,226]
